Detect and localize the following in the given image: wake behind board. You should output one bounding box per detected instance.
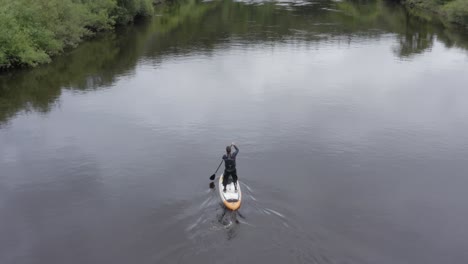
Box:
[219,174,242,211]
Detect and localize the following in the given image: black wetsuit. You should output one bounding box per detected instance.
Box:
[222,145,239,189]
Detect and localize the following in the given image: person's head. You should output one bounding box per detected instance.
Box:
[226,145,231,154]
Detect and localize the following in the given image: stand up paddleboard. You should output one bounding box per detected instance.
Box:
[219,174,242,210]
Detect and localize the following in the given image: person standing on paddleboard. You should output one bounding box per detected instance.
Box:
[222,143,239,192]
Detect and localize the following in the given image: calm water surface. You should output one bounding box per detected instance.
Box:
[1,0,468,263]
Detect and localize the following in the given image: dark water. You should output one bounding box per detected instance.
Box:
[2,0,468,263]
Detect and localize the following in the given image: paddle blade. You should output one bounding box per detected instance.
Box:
[209,174,215,180]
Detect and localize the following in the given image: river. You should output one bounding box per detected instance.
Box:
[1,0,468,263]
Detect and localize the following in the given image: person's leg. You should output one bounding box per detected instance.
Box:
[232,170,238,190]
[222,171,228,192]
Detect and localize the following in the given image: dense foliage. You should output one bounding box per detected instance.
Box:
[0,0,154,69]
[2,0,468,125]
[405,0,468,26]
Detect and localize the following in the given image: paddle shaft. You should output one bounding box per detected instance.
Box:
[214,159,223,174]
[210,159,224,180]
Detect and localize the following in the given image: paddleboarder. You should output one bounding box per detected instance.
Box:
[222,143,239,192]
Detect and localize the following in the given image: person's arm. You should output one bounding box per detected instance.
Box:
[232,142,239,156]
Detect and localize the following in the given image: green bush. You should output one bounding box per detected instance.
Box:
[404,0,468,26]
[444,0,468,25]
[115,0,154,24]
[0,0,154,69]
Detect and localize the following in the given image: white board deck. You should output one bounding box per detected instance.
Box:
[218,174,242,210]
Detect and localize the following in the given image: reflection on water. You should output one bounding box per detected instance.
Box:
[1,0,467,126]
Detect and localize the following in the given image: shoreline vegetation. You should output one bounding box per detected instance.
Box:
[403,0,468,27]
[1,0,468,125]
[0,0,467,71]
[0,0,156,70]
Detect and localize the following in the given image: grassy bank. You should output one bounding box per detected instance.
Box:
[404,0,468,26]
[0,0,154,69]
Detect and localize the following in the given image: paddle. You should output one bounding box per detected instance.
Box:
[209,159,224,180]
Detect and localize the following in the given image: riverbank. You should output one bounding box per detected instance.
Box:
[1,0,467,71]
[0,0,156,70]
[403,0,468,27]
